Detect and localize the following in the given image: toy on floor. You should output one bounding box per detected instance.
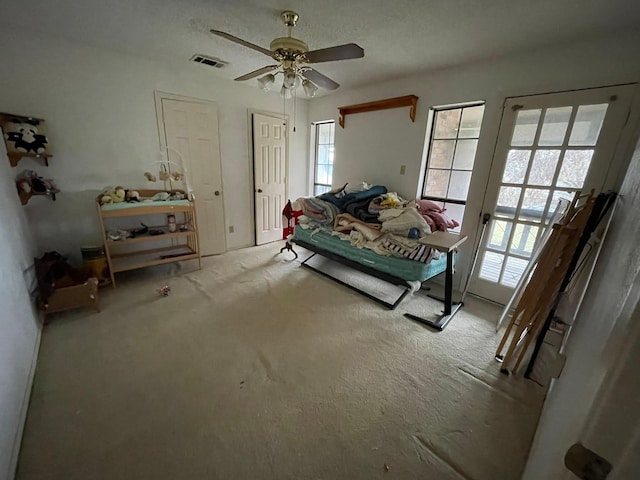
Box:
[157,285,171,297]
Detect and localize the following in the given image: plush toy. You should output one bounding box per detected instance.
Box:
[113,186,125,203]
[100,194,113,205]
[157,285,171,297]
[16,170,59,195]
[144,171,157,182]
[125,190,140,202]
[151,191,170,202]
[4,119,48,154]
[99,186,126,205]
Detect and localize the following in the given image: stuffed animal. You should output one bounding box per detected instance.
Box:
[151,191,170,202]
[4,119,48,154]
[114,186,125,202]
[99,186,126,205]
[125,190,140,202]
[144,171,157,182]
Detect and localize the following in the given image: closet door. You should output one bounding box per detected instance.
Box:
[161,97,226,256]
[468,85,635,304]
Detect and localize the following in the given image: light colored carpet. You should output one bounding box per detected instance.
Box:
[17,244,544,480]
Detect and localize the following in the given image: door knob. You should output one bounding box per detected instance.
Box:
[257,189,263,193]
[215,190,220,196]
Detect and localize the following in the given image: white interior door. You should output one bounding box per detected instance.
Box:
[253,113,287,245]
[469,85,634,304]
[161,98,226,255]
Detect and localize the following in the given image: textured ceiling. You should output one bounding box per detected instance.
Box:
[2,0,639,95]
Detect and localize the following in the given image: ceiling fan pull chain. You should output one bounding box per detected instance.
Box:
[293,88,297,133]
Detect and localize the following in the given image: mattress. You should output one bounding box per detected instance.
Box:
[293,227,450,282]
[100,199,191,211]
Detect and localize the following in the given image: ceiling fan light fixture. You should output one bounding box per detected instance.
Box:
[257,73,275,91]
[283,70,300,89]
[302,79,318,98]
[280,84,293,99]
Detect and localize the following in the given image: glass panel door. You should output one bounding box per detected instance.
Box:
[468,85,634,304]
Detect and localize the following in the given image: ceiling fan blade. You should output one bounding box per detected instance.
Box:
[209,29,273,57]
[234,65,279,81]
[302,69,340,90]
[305,43,364,63]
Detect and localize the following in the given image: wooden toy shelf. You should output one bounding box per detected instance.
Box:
[96,189,201,287]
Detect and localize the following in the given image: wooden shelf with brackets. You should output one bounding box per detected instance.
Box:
[7,152,52,168]
[17,188,57,206]
[337,95,419,128]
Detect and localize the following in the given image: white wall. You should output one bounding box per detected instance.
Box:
[0,28,309,261]
[308,30,640,288]
[522,136,640,480]
[0,140,41,480]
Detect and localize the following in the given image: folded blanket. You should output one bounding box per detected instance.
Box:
[381,206,431,236]
[297,197,340,226]
[379,237,435,264]
[344,197,381,223]
[334,213,383,241]
[320,185,388,210]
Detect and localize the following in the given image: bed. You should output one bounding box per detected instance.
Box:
[287,190,467,330]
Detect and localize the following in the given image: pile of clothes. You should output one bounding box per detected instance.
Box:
[291,183,459,263]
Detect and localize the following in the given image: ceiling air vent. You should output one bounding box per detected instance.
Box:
[190,54,227,68]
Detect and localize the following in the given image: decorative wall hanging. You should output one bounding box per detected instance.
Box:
[337,95,419,128]
[0,113,53,167]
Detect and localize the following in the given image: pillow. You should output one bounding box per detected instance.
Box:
[416,199,444,213]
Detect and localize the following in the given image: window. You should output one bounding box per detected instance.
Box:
[422,103,485,231]
[313,121,335,195]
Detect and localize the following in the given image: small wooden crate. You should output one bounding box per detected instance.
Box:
[40,278,100,323]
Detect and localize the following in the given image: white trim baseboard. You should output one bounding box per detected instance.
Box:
[6,322,42,480]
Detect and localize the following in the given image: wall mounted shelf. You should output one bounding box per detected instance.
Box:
[337,95,419,128]
[17,187,57,205]
[8,152,52,168]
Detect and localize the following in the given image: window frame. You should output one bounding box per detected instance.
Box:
[421,102,485,229]
[312,120,335,196]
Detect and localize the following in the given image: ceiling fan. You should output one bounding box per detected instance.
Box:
[210,10,364,97]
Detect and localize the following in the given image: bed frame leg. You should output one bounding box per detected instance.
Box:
[404,250,462,331]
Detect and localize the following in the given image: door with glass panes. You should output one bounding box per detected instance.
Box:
[468,85,634,304]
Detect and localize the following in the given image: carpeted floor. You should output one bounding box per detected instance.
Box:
[17,244,544,480]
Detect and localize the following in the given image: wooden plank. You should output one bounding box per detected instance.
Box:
[110,245,190,259]
[111,253,199,273]
[100,204,194,217]
[107,229,195,246]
